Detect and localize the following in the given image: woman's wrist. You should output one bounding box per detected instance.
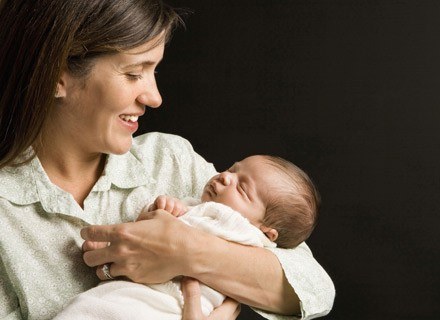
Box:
[181,226,224,279]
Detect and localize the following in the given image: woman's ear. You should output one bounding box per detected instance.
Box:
[55,71,68,98]
[260,225,278,242]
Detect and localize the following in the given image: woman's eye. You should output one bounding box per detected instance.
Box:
[126,74,143,81]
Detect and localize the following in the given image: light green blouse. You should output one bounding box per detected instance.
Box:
[0,132,334,320]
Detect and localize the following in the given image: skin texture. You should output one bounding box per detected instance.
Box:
[201,156,279,241]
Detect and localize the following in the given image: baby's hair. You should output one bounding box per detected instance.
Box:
[261,155,320,248]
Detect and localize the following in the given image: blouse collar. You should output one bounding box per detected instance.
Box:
[0,149,150,209]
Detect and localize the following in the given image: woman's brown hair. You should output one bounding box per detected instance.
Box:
[0,0,181,168]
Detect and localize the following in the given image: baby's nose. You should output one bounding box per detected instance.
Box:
[218,172,232,186]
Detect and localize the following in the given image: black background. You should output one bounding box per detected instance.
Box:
[139,1,440,319]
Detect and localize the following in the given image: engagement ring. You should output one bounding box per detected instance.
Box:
[102,263,114,280]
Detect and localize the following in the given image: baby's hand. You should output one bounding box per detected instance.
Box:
[148,195,188,217]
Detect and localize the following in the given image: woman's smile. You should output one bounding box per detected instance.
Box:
[118,111,145,134]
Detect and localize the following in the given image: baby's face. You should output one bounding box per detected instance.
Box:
[201,155,277,226]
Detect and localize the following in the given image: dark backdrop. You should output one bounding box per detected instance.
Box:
[138,1,440,319]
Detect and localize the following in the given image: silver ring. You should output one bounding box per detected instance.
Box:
[102,264,114,280]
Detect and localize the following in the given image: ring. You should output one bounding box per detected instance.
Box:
[102,264,114,280]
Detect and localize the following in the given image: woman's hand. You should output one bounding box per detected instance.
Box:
[81,209,198,283]
[182,277,241,320]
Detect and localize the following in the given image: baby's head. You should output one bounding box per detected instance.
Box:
[201,155,320,248]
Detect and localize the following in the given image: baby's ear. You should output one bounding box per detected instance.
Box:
[260,225,278,242]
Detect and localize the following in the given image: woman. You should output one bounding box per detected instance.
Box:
[0,1,335,319]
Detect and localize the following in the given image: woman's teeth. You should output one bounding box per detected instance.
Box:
[120,115,139,122]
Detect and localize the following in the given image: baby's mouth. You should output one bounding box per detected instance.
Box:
[208,183,217,196]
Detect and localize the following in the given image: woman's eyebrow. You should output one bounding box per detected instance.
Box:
[121,58,163,69]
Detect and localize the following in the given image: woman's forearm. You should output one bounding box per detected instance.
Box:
[186,231,300,315]
[82,213,302,315]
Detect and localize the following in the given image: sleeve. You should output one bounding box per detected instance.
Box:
[252,243,335,320]
[176,137,217,198]
[132,132,217,199]
[0,260,22,320]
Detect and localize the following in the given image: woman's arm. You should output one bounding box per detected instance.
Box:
[187,230,300,314]
[147,195,298,313]
[81,209,334,316]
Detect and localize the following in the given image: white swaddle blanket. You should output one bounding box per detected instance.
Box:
[54,201,275,320]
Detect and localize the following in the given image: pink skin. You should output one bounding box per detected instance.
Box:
[149,156,280,241]
[201,156,274,229]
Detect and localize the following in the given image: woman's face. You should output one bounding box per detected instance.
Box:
[53,36,164,155]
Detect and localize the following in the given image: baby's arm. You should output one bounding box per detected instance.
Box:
[148,195,188,217]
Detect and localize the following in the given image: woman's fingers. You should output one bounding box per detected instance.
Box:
[81,222,139,266]
[95,263,126,280]
[96,264,112,280]
[82,240,108,252]
[82,212,196,283]
[82,245,112,267]
[182,277,204,320]
[81,224,122,242]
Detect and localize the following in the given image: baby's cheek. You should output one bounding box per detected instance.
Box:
[200,191,210,202]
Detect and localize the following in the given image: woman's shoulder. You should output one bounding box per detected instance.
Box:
[0,161,38,205]
[133,131,191,146]
[131,132,195,158]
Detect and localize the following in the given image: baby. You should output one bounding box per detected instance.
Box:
[55,155,320,320]
[153,154,320,249]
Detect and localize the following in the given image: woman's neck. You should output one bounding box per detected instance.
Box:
[35,142,106,208]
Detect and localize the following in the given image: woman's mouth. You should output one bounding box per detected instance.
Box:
[119,114,139,133]
[119,115,139,122]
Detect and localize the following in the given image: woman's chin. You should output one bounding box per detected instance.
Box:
[106,137,133,155]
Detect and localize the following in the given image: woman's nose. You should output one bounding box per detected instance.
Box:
[137,78,162,108]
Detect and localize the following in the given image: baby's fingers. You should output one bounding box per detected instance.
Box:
[182,277,204,320]
[153,195,168,210]
[209,298,241,320]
